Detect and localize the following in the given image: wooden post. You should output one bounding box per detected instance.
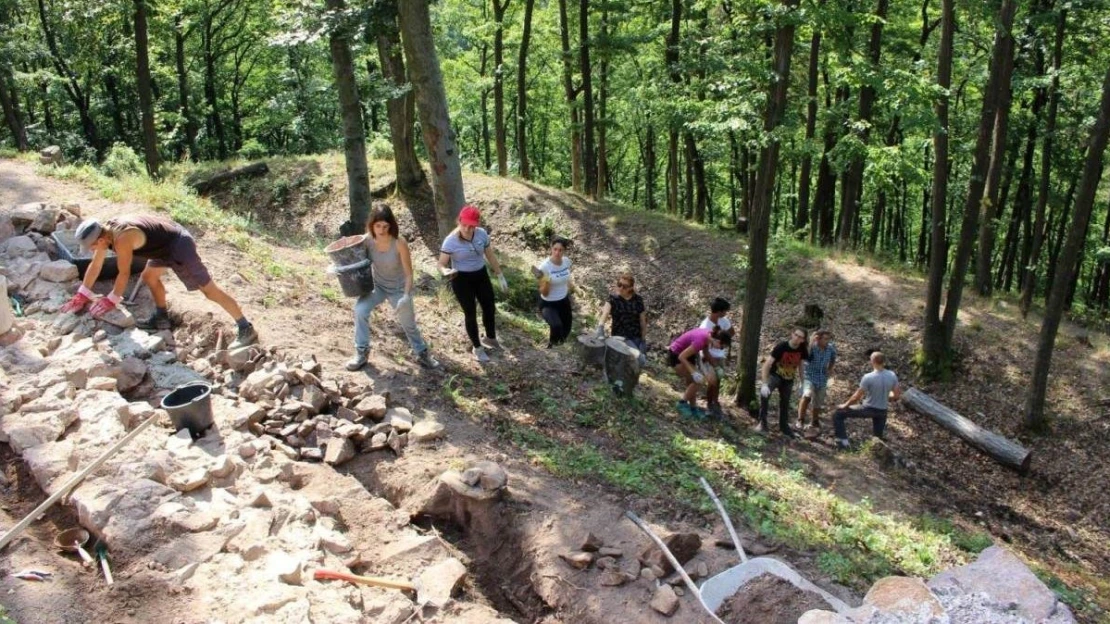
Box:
[903,388,1032,474]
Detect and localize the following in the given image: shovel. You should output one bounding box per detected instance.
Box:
[54,528,94,567]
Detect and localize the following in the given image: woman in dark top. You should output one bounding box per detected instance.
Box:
[596,272,647,365]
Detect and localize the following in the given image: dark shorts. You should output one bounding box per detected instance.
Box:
[145,235,211,291]
[667,350,681,368]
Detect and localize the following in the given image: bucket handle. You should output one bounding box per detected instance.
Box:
[698,477,747,563]
[326,258,371,275]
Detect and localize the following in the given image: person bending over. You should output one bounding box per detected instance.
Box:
[65,215,257,348]
[668,325,729,419]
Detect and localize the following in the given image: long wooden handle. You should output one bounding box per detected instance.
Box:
[99,554,114,585]
[0,414,159,551]
[313,569,415,591]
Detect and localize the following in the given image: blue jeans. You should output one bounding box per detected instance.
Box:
[353,286,427,354]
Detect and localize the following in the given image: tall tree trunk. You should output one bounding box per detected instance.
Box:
[1021,7,1067,317]
[516,0,535,180]
[376,2,425,195]
[579,0,597,197]
[397,0,467,239]
[921,0,954,375]
[798,6,822,237]
[686,133,708,222]
[836,0,888,248]
[0,68,28,151]
[174,16,198,160]
[645,121,656,211]
[1025,62,1110,431]
[975,0,1019,294]
[326,0,371,232]
[558,0,581,192]
[595,10,609,200]
[202,20,227,159]
[736,0,799,410]
[1045,171,1078,299]
[666,0,681,215]
[492,0,509,176]
[937,0,1016,352]
[36,0,99,154]
[134,0,159,177]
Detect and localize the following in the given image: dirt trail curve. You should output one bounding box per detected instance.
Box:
[0,160,788,622]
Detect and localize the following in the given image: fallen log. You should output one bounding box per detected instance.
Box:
[190,161,269,195]
[902,388,1032,475]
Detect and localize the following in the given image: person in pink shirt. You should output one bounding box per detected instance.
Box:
[667,325,730,418]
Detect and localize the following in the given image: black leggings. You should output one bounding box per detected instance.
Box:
[450,269,497,348]
[540,296,573,345]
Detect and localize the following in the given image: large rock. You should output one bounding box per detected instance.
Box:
[0,338,49,376]
[410,420,446,443]
[39,145,63,166]
[640,533,701,577]
[108,329,165,359]
[29,206,60,234]
[118,357,148,392]
[353,394,387,420]
[23,440,78,493]
[928,546,1076,623]
[324,438,355,466]
[1,235,39,257]
[649,585,679,616]
[864,576,944,619]
[3,397,79,453]
[38,259,78,282]
[415,557,467,608]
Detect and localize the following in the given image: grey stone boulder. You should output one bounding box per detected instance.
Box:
[38,259,78,282]
[1,235,39,257]
[929,546,1076,623]
[415,557,467,608]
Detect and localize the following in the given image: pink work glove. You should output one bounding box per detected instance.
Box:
[89,292,122,318]
[60,285,95,314]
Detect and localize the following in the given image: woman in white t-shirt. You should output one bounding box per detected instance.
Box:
[535,237,574,347]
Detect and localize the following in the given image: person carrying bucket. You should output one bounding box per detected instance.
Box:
[64,215,258,348]
[437,205,508,363]
[346,204,440,371]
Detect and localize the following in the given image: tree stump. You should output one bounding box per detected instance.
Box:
[578,334,606,370]
[603,337,642,396]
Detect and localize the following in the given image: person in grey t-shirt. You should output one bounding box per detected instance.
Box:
[833,351,901,449]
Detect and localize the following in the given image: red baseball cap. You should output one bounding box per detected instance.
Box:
[458,205,481,226]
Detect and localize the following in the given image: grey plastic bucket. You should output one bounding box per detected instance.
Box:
[325,235,374,298]
[161,382,214,438]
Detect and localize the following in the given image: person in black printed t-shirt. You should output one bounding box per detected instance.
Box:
[596,272,647,366]
[757,327,809,439]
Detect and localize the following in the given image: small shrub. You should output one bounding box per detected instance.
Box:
[238,138,268,160]
[100,143,146,178]
[367,134,394,160]
[517,213,557,250]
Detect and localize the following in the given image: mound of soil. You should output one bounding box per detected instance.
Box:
[715,574,832,624]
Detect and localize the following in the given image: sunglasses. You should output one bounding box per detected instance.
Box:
[617,282,631,288]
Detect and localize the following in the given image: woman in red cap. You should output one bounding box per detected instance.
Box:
[438,205,508,362]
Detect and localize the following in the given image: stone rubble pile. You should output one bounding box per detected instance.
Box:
[1,203,512,623]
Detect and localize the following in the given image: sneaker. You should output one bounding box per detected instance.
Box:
[481,336,501,350]
[416,350,440,369]
[230,323,258,349]
[473,346,490,363]
[836,438,851,451]
[690,406,708,420]
[136,312,172,331]
[707,403,725,420]
[676,400,694,417]
[345,349,368,371]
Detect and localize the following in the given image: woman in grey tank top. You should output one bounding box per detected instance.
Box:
[347,205,439,370]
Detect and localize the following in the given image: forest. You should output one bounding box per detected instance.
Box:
[1,0,1108,430]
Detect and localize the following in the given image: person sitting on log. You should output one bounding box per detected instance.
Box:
[64,215,258,348]
[346,204,440,371]
[595,272,647,366]
[534,236,574,348]
[833,351,901,450]
[798,329,837,434]
[757,327,809,438]
[699,297,735,419]
[667,324,730,419]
